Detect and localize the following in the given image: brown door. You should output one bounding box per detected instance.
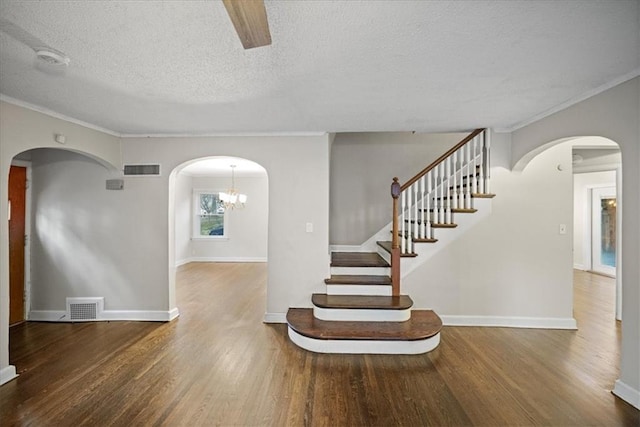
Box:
[8,165,26,326]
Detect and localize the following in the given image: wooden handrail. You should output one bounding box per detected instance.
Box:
[400,128,485,191]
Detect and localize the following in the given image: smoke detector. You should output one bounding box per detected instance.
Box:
[35,48,70,66]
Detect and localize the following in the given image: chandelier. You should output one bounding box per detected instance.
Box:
[219,165,247,209]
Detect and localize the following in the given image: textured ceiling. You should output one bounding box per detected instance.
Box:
[0,0,638,135]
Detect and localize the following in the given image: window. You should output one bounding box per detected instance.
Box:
[193,191,227,238]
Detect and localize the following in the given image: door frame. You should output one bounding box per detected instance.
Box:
[10,159,31,322]
[582,167,622,320]
[591,186,616,277]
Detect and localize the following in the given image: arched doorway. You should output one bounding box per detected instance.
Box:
[168,156,269,317]
[7,147,122,323]
[514,136,622,319]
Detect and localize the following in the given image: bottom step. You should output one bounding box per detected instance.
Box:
[286,308,442,354]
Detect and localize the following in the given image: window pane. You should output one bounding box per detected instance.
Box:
[200,215,224,236]
[600,198,616,267]
[200,193,224,215]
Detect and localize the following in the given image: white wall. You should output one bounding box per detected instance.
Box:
[330,132,466,244]
[28,148,168,312]
[0,101,121,384]
[404,143,574,323]
[174,172,192,265]
[512,76,640,407]
[573,171,616,270]
[180,174,269,263]
[125,134,331,318]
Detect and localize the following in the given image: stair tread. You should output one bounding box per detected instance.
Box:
[421,208,478,213]
[435,193,495,200]
[404,219,457,228]
[431,223,458,228]
[324,275,391,285]
[312,294,413,310]
[413,237,438,243]
[287,308,442,341]
[376,241,418,257]
[331,252,389,267]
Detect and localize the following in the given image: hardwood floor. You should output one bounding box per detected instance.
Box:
[1,265,638,426]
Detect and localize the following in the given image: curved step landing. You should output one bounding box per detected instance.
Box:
[287,308,442,354]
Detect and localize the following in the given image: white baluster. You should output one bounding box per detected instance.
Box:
[419,176,425,239]
[401,191,406,253]
[464,142,471,209]
[478,132,485,194]
[452,151,458,210]
[471,136,478,195]
[413,183,419,245]
[438,163,444,224]
[485,128,491,194]
[445,156,452,223]
[426,171,432,239]
[407,186,413,253]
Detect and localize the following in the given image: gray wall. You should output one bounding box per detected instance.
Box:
[512,76,640,406]
[330,132,466,244]
[176,174,269,263]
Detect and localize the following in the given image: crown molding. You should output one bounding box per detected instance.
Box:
[499,67,640,133]
[0,94,121,137]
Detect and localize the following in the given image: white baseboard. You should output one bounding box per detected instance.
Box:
[263,312,287,323]
[0,365,18,386]
[613,379,640,409]
[101,309,179,322]
[329,245,363,252]
[573,263,586,270]
[29,310,66,321]
[440,315,578,330]
[29,309,180,322]
[178,257,267,266]
[175,258,191,267]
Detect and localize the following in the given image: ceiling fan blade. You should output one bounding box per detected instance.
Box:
[222,0,272,49]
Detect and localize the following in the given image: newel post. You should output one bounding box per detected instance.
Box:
[391,177,401,296]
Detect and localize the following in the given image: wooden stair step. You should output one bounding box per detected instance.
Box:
[431,223,457,228]
[421,207,477,213]
[392,232,438,243]
[312,294,413,310]
[287,308,442,341]
[404,219,457,228]
[435,193,495,201]
[331,252,389,267]
[413,237,438,243]
[376,241,418,257]
[324,275,391,285]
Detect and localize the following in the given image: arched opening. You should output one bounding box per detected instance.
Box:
[6,147,120,371]
[168,156,269,318]
[514,136,622,321]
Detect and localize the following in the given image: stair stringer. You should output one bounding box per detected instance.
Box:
[349,197,492,278]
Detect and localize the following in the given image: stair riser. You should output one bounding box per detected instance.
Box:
[288,328,441,354]
[313,307,411,322]
[326,284,392,296]
[330,266,390,275]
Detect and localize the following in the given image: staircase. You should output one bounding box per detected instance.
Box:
[287,129,495,354]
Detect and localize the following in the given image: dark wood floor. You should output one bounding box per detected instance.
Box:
[1,265,638,426]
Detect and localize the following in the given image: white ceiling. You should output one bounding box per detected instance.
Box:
[0,1,638,135]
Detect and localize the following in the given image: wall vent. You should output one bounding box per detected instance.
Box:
[66,297,104,322]
[123,164,161,176]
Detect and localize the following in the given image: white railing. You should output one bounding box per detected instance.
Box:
[390,128,491,294]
